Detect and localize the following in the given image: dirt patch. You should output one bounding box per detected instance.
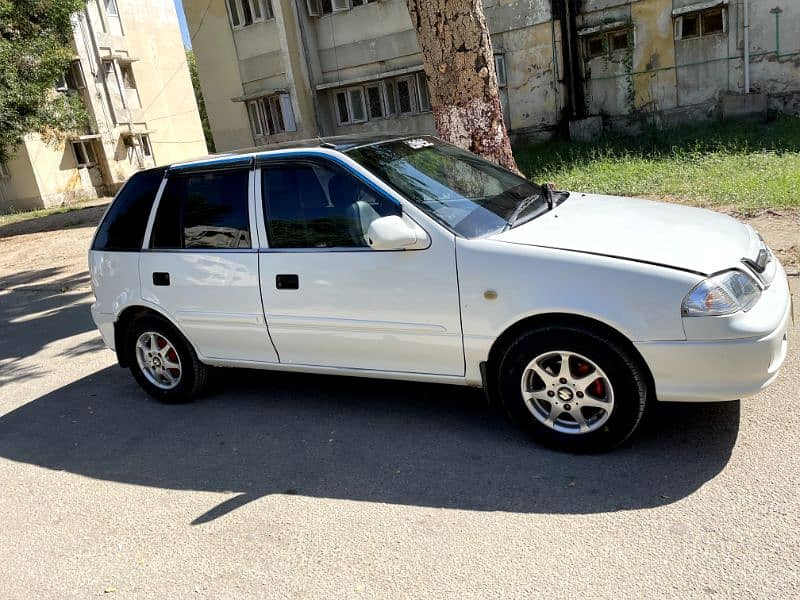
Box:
[740,210,800,274]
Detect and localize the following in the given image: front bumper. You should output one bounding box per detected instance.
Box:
[636,272,792,403]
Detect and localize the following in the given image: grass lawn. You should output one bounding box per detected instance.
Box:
[514,116,800,215]
[0,204,82,227]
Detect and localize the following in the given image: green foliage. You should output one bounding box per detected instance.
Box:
[514,116,800,214]
[0,0,88,163]
[186,49,215,153]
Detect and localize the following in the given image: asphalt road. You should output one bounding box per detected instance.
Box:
[0,246,798,598]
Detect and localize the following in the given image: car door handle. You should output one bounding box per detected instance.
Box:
[153,272,170,286]
[276,274,299,290]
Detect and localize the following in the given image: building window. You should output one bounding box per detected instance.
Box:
[307,0,351,17]
[494,55,507,88]
[246,93,296,139]
[416,72,431,111]
[365,84,385,119]
[331,71,432,127]
[105,0,119,17]
[348,87,367,122]
[351,0,378,7]
[395,76,416,115]
[71,140,97,168]
[227,0,275,29]
[334,87,367,125]
[675,7,727,40]
[0,162,9,179]
[140,134,152,158]
[120,63,137,90]
[56,61,85,92]
[583,29,631,59]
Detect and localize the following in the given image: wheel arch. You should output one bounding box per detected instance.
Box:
[114,305,194,368]
[484,312,655,400]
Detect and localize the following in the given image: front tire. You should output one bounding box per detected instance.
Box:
[126,316,207,403]
[497,325,648,453]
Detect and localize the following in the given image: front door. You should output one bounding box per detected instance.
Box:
[257,156,464,376]
[140,163,279,363]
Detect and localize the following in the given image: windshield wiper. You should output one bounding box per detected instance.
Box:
[503,188,550,231]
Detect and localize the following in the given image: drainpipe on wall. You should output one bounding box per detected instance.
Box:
[552,0,585,125]
[294,0,326,137]
[743,0,750,93]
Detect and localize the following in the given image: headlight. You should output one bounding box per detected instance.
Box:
[682,270,762,316]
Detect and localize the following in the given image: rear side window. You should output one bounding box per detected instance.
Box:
[92,169,165,251]
[150,169,251,250]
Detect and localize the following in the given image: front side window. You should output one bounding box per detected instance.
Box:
[150,169,251,250]
[93,168,165,251]
[262,159,400,249]
[348,138,545,238]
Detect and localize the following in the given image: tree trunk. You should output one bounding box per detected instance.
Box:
[406,0,519,173]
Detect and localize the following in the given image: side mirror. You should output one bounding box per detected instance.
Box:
[367,216,429,251]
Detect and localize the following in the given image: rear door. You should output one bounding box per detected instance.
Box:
[256,155,464,376]
[140,160,279,363]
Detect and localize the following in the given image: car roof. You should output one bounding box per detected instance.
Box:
[166,133,424,172]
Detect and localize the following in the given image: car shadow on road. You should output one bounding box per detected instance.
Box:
[0,267,94,367]
[0,364,740,524]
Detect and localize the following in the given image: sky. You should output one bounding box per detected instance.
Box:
[174,0,192,48]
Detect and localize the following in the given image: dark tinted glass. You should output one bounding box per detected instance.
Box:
[262,161,400,249]
[150,176,183,249]
[183,170,251,248]
[151,169,251,249]
[93,168,165,250]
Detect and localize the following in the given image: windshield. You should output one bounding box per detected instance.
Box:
[347,138,545,238]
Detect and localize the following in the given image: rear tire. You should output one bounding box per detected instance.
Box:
[497,325,648,453]
[126,316,207,404]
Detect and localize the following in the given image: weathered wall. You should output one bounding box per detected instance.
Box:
[184,0,253,150]
[2,0,206,212]
[121,0,207,166]
[490,9,563,132]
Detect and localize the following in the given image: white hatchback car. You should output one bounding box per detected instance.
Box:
[90,135,791,452]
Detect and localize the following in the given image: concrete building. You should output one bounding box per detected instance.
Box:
[184,0,800,153]
[0,0,207,213]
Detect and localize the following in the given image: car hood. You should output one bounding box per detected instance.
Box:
[490,193,760,276]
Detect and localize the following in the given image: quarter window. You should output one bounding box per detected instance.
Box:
[150,169,251,250]
[262,160,400,249]
[93,168,166,251]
